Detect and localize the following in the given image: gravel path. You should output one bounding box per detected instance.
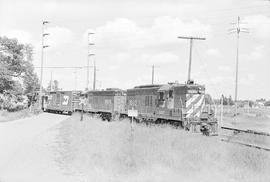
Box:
[0,113,70,182]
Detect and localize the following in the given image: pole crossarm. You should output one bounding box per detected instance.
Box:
[178,36,206,40]
[178,35,206,82]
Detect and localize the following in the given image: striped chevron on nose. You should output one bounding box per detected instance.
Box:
[186,94,200,107]
[185,94,205,118]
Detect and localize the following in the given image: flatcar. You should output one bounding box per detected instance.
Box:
[43,90,81,115]
[126,81,218,134]
[83,88,126,121]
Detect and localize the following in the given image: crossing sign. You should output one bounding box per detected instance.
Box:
[79,98,86,105]
[128,109,138,117]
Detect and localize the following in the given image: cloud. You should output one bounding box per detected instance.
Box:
[46,26,75,48]
[240,45,265,61]
[93,16,212,50]
[244,15,270,39]
[138,52,179,64]
[239,73,255,86]
[3,30,33,44]
[205,48,221,57]
[217,65,231,72]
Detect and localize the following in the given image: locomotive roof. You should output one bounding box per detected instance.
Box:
[87,88,125,92]
[133,84,163,89]
[48,90,81,94]
[131,82,204,91]
[86,88,126,96]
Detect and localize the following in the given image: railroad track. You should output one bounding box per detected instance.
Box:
[220,126,270,152]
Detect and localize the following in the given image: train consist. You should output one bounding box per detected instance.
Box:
[42,81,218,135]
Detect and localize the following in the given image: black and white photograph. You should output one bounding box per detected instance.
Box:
[0,0,270,181]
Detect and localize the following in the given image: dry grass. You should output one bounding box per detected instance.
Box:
[54,113,270,182]
[0,109,32,122]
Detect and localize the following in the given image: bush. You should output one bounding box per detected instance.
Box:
[0,93,28,112]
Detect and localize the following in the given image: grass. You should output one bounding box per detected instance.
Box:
[52,113,270,182]
[0,109,32,122]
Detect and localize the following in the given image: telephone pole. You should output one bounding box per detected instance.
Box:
[73,70,78,90]
[86,32,95,91]
[151,65,154,84]
[229,16,249,115]
[39,20,49,109]
[93,58,96,90]
[178,36,205,83]
[50,70,53,91]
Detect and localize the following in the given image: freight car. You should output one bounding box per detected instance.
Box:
[43,90,81,115]
[83,88,126,121]
[126,81,218,135]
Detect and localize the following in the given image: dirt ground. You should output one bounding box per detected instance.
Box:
[0,110,32,123]
[0,112,270,182]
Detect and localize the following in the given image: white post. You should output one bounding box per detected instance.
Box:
[247,100,250,115]
[131,106,134,131]
[220,96,223,124]
[131,116,134,131]
[214,104,217,118]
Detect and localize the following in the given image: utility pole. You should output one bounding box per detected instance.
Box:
[229,16,249,115]
[86,32,95,91]
[73,70,78,90]
[220,95,224,124]
[93,58,96,90]
[50,70,53,91]
[39,20,49,109]
[178,36,205,83]
[151,64,154,84]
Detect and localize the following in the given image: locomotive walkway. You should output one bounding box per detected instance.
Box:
[0,113,70,182]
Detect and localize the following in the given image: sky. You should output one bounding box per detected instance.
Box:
[0,0,269,100]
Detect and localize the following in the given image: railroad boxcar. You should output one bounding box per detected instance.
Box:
[45,90,81,115]
[84,88,126,121]
[126,82,218,134]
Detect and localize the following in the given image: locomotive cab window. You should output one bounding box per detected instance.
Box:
[169,90,173,98]
[159,92,164,101]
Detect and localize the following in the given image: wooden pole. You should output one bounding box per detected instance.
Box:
[131,116,134,130]
[221,95,223,124]
[80,103,84,121]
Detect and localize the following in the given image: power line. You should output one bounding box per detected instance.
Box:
[35,66,93,69]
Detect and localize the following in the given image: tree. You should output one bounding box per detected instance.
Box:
[264,100,270,107]
[0,36,39,94]
[205,94,213,104]
[221,95,234,105]
[53,80,59,91]
[0,37,26,77]
[46,80,60,91]
[21,44,39,94]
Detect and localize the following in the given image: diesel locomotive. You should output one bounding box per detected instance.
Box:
[42,81,218,135]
